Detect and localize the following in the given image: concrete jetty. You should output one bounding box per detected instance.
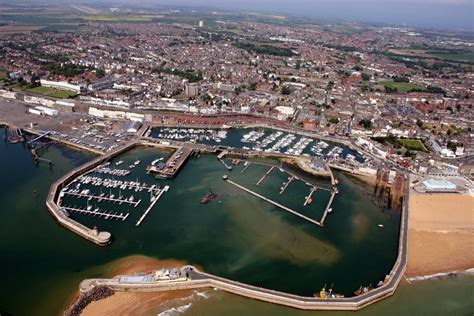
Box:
[256,165,275,186]
[136,186,169,227]
[226,178,322,227]
[147,147,193,178]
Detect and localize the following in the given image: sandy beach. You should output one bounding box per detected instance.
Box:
[67,255,193,316]
[407,193,474,277]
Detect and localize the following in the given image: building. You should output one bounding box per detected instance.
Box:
[185,83,199,97]
[125,120,142,133]
[40,80,81,93]
[422,179,457,192]
[198,20,204,28]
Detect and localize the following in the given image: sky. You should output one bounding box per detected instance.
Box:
[155,0,474,30]
[15,0,474,30]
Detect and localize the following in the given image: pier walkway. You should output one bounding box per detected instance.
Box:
[226,178,322,227]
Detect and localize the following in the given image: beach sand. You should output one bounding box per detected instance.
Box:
[68,255,193,316]
[406,193,474,276]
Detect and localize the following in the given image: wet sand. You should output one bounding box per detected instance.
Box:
[407,193,474,276]
[68,255,193,316]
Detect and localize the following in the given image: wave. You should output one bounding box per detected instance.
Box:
[406,268,474,283]
[157,303,192,316]
[156,290,211,315]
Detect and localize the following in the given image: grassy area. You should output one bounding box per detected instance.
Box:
[79,15,154,22]
[36,24,83,32]
[397,139,427,152]
[378,81,425,93]
[430,52,474,62]
[0,71,7,80]
[26,86,77,98]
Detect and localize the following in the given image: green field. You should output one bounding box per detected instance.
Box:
[26,86,77,98]
[378,81,425,93]
[79,15,154,22]
[397,139,427,151]
[0,71,7,80]
[430,52,474,62]
[36,24,83,32]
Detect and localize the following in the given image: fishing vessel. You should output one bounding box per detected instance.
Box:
[354,285,373,296]
[314,284,344,299]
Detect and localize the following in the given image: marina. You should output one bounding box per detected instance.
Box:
[279,176,294,194]
[151,127,367,164]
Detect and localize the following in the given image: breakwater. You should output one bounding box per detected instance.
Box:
[78,178,409,311]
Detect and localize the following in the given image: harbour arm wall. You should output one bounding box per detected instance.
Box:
[76,178,409,310]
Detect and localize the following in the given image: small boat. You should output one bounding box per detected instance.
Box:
[378,224,384,228]
[354,285,373,296]
[201,190,218,204]
[314,284,344,299]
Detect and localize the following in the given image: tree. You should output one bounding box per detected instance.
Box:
[329,117,339,124]
[416,119,424,128]
[358,119,372,129]
[361,73,371,81]
[249,82,257,91]
[281,86,292,95]
[96,68,106,78]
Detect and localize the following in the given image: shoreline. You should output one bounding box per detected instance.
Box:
[405,267,474,283]
[65,255,193,316]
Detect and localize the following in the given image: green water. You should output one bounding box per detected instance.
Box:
[0,129,462,316]
[179,276,474,316]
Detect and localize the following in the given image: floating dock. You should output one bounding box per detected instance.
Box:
[279,176,294,194]
[219,159,233,170]
[136,185,169,227]
[62,191,141,207]
[304,187,318,206]
[241,162,252,174]
[226,178,322,227]
[62,206,129,221]
[256,165,275,186]
[320,190,337,225]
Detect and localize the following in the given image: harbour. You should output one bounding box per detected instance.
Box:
[0,126,402,314]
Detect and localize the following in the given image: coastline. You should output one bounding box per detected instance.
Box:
[405,267,474,283]
[66,255,193,316]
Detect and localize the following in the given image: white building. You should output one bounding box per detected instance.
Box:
[40,80,81,93]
